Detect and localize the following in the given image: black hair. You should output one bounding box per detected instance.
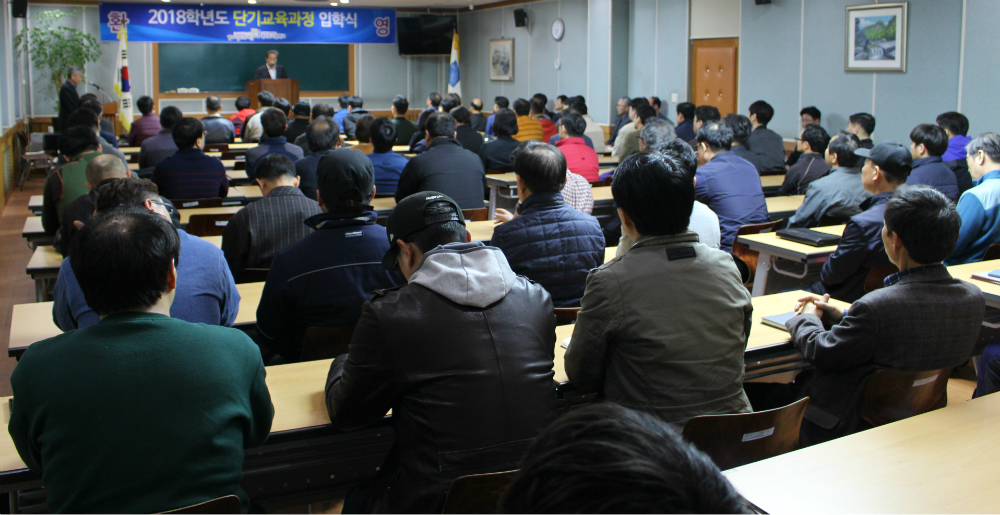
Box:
[337,94,350,109]
[292,101,311,118]
[629,97,650,110]
[500,403,748,514]
[312,103,335,119]
[172,117,204,149]
[70,207,180,317]
[406,201,467,253]
[354,114,375,143]
[205,96,222,112]
[445,92,462,106]
[68,108,100,130]
[801,124,831,155]
[159,106,183,130]
[306,117,339,153]
[137,96,155,115]
[512,140,567,193]
[529,98,546,115]
[348,95,364,109]
[392,95,410,115]
[571,95,586,105]
[255,153,296,182]
[94,177,159,213]
[569,100,588,115]
[494,96,510,109]
[936,111,969,138]
[695,105,721,124]
[636,105,657,125]
[829,131,861,168]
[849,112,876,135]
[273,97,291,116]
[450,107,471,126]
[884,186,962,264]
[370,117,397,152]
[748,100,774,125]
[613,152,695,236]
[649,96,662,109]
[60,125,100,158]
[491,108,519,138]
[532,93,548,106]
[800,106,821,121]
[910,124,949,157]
[80,93,99,103]
[657,137,698,179]
[559,112,586,138]
[470,98,483,111]
[440,97,458,114]
[80,98,104,118]
[235,96,251,111]
[556,94,569,103]
[723,113,753,144]
[425,112,457,139]
[428,92,442,108]
[676,102,695,120]
[512,98,531,117]
[257,90,275,107]
[696,121,733,152]
[261,108,287,138]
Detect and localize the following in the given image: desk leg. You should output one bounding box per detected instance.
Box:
[35,279,45,303]
[751,252,773,297]
[487,184,498,220]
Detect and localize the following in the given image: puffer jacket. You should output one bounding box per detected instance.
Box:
[325,242,558,513]
[490,191,604,307]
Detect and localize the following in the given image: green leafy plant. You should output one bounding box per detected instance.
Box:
[14,8,102,109]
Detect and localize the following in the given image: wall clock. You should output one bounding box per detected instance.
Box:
[552,18,565,41]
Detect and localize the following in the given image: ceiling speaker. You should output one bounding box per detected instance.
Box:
[514,9,528,28]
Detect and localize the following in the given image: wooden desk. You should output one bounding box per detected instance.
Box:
[604,247,616,264]
[738,225,845,297]
[28,196,42,215]
[597,155,620,166]
[233,185,263,200]
[177,206,242,225]
[765,194,805,220]
[371,197,396,215]
[724,392,1000,514]
[227,170,249,182]
[21,217,52,249]
[760,175,784,191]
[391,145,410,153]
[592,186,613,203]
[467,221,496,242]
[26,246,62,302]
[203,235,223,248]
[947,259,1000,308]
[484,175,518,219]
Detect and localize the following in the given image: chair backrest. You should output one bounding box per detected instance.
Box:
[983,243,1000,262]
[162,495,242,514]
[239,268,269,284]
[441,470,518,514]
[731,219,786,284]
[234,160,247,171]
[681,397,809,471]
[186,213,235,237]
[221,151,241,161]
[486,167,514,175]
[600,174,614,187]
[301,325,356,362]
[760,168,786,176]
[170,198,223,209]
[204,144,229,153]
[817,214,851,227]
[863,264,899,293]
[859,367,952,427]
[554,307,580,326]
[462,208,489,222]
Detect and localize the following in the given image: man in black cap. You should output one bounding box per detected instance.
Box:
[394,112,487,209]
[256,148,402,363]
[324,191,559,513]
[803,140,912,302]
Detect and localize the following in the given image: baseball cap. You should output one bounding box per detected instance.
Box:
[316,148,374,210]
[854,140,913,178]
[381,191,466,271]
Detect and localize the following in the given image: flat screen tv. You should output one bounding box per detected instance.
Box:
[397,15,456,56]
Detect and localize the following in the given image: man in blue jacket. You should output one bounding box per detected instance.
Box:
[490,141,604,307]
[946,132,1000,265]
[906,124,959,201]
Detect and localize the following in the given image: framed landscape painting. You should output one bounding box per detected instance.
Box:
[846,2,908,72]
[490,39,514,81]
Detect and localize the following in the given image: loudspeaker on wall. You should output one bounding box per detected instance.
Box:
[513,9,528,28]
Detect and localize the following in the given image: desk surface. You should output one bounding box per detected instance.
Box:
[947,259,1000,307]
[764,195,805,216]
[760,175,784,188]
[21,217,44,237]
[724,392,1000,514]
[26,246,62,274]
[227,170,249,181]
[371,197,396,212]
[233,185,263,198]
[737,225,846,260]
[177,206,242,224]
[28,196,42,210]
[593,186,613,202]
[597,155,620,165]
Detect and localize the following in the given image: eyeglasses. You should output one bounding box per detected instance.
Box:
[150,200,176,215]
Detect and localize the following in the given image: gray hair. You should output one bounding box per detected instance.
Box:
[266,49,279,57]
[639,118,677,153]
[966,132,1000,163]
[67,66,84,78]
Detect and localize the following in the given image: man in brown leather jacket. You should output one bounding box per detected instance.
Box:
[325,191,558,513]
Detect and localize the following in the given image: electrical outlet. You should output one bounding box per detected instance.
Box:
[670,93,679,103]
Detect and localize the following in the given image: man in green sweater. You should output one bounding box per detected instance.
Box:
[8,207,274,513]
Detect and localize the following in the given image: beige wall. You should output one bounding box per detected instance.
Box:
[689,0,741,39]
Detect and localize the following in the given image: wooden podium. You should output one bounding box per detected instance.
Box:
[247,79,299,108]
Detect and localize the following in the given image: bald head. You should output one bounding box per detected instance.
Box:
[86,154,129,188]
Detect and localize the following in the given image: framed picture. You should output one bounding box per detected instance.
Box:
[846,2,908,72]
[489,39,514,81]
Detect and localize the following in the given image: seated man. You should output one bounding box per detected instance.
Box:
[694,122,770,253]
[978,358,1000,398]
[68,108,128,167]
[294,117,341,200]
[451,107,484,154]
[946,132,1000,265]
[202,95,236,144]
[788,132,870,228]
[937,111,974,194]
[13,207,271,514]
[42,126,103,236]
[690,105,721,146]
[257,149,403,362]
[512,98,544,142]
[490,141,604,307]
[846,112,876,149]
[906,124,960,201]
[468,98,488,132]
[725,113,765,172]
[484,95,509,137]
[611,98,646,155]
[397,112,486,209]
[324,192,558,513]
[747,186,983,447]
[284,101,312,143]
[554,112,600,182]
[241,90,275,143]
[607,96,631,146]
[575,99,608,146]
[333,94,350,133]
[480,108,522,170]
[367,117,409,195]
[499,403,746,514]
[57,154,129,257]
[746,100,786,170]
[532,98,558,143]
[805,141,909,302]
[566,152,752,429]
[391,95,419,146]
[780,124,831,195]
[152,117,229,200]
[229,96,256,138]
[613,104,656,159]
[139,106,183,169]
[342,95,371,140]
[786,106,823,166]
[79,98,118,149]
[53,177,240,330]
[674,102,696,142]
[222,154,321,282]
[246,108,305,179]
[294,103,337,157]
[128,95,160,147]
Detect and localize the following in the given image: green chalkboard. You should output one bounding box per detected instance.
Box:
[158,43,350,92]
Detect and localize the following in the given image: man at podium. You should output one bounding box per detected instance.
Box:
[254,50,289,80]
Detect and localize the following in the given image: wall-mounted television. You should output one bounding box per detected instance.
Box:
[397,15,457,56]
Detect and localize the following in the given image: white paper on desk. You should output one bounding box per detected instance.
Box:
[561,337,571,349]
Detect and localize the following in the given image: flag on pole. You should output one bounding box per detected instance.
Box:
[448,29,461,98]
[114,25,134,134]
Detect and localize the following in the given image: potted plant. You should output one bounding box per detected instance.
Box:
[14,8,102,112]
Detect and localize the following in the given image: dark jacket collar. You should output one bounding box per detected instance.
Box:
[175,147,205,156]
[304,210,377,230]
[429,137,462,150]
[260,136,288,145]
[519,191,565,213]
[266,186,306,198]
[797,152,824,164]
[860,190,893,211]
[913,156,943,167]
[157,128,171,135]
[631,231,701,250]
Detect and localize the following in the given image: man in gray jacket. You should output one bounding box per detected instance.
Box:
[788,132,871,228]
[565,152,753,429]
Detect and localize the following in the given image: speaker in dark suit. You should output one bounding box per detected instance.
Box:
[254,64,288,80]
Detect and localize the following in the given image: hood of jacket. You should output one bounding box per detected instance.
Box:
[409,241,517,308]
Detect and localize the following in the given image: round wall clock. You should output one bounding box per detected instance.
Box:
[551,18,565,41]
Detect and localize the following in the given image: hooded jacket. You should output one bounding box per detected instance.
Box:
[325,241,558,513]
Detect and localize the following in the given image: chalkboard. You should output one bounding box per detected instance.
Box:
[158,43,350,92]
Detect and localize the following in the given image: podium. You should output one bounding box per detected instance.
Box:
[247,79,299,108]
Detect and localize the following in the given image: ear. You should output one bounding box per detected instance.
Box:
[316,190,325,209]
[166,261,178,291]
[465,229,472,243]
[293,175,300,188]
[370,185,377,203]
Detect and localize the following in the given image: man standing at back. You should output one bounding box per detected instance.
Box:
[325,192,557,512]
[202,96,236,144]
[139,106,183,169]
[746,100,787,171]
[58,67,83,131]
[395,112,486,209]
[153,117,229,200]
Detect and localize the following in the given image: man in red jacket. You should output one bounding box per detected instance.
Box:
[554,112,599,182]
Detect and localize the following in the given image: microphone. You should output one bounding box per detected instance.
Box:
[88,82,104,89]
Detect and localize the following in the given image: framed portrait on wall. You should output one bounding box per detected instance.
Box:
[846,2,908,72]
[489,39,514,81]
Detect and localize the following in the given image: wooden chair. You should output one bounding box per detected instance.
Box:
[863,264,899,293]
[170,198,223,209]
[239,268,269,284]
[301,325,356,362]
[234,160,247,171]
[462,208,489,222]
[600,174,614,187]
[162,495,242,514]
[681,397,809,471]
[731,219,786,285]
[353,143,375,154]
[982,243,1000,262]
[486,167,514,175]
[441,470,518,514]
[186,213,236,237]
[859,367,952,427]
[554,307,581,326]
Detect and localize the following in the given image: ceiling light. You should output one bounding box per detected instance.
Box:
[161,0,170,3]
[330,2,338,5]
[247,0,256,3]
[340,0,349,3]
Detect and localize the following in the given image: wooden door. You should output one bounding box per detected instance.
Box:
[690,38,739,117]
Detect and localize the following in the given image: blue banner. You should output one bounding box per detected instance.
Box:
[99,3,395,43]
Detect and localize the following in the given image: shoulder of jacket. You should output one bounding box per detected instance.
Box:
[366,285,406,304]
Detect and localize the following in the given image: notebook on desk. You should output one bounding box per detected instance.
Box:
[776,228,842,247]
[970,270,1000,286]
[761,312,797,332]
